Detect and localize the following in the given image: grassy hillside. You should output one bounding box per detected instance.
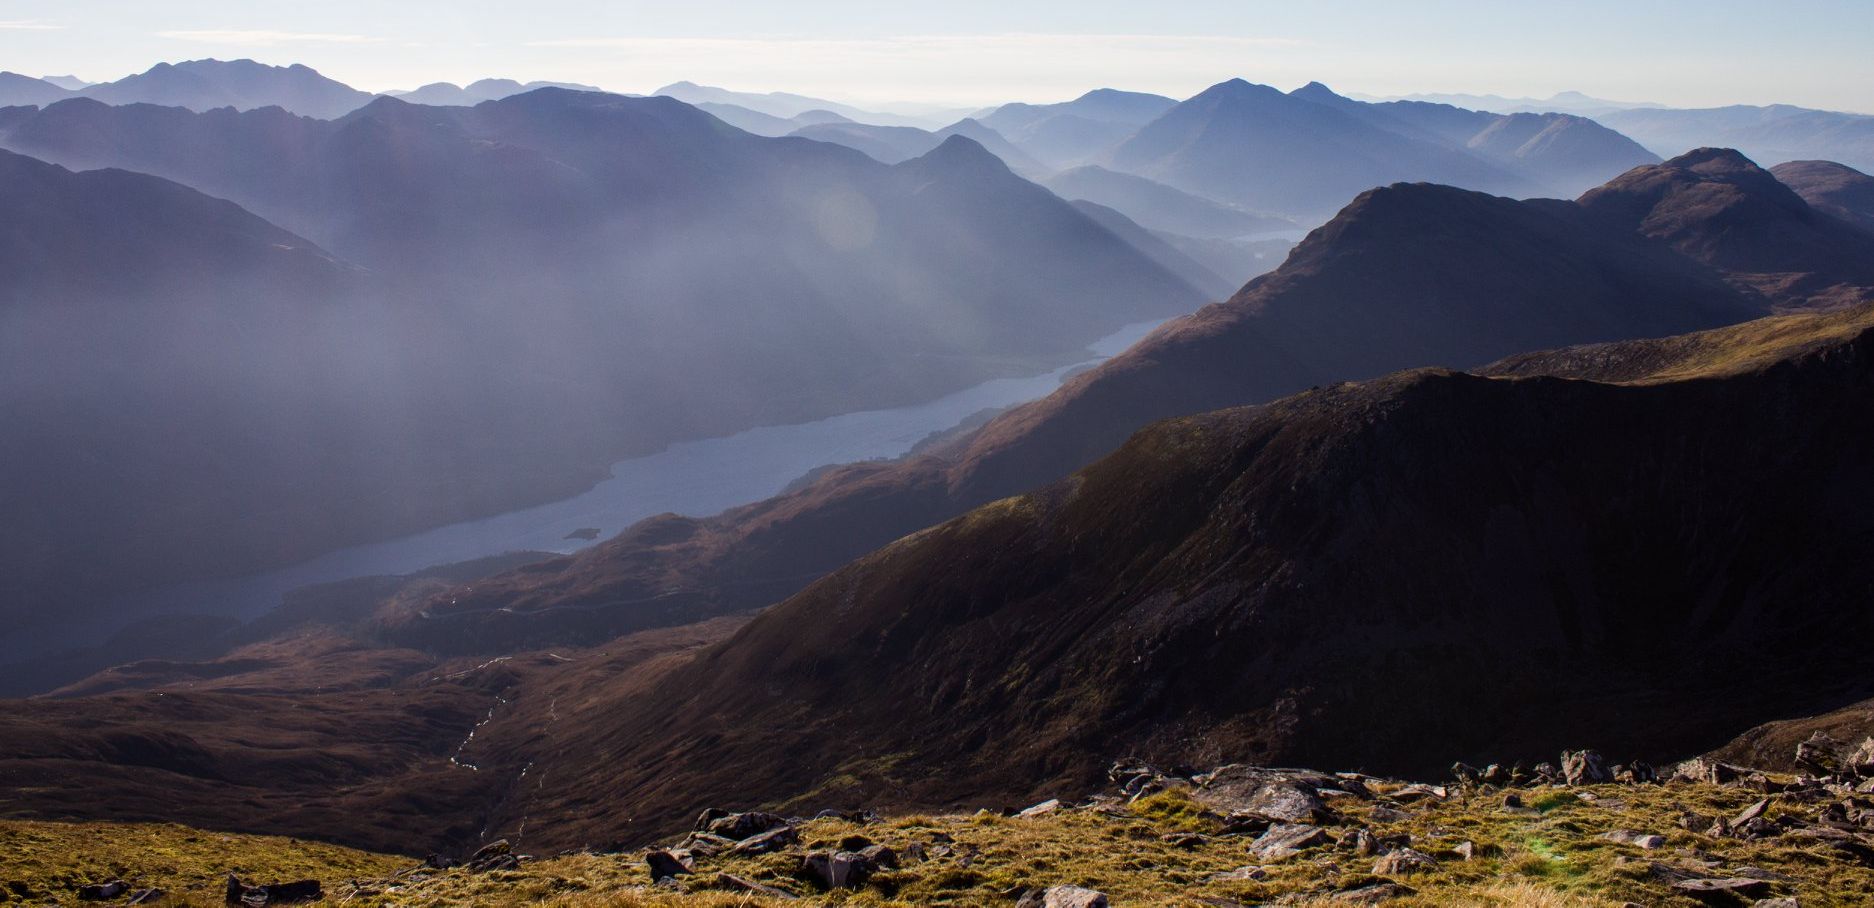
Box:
[7,771,1869,906]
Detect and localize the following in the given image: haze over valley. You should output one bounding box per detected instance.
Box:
[4,3,1874,904]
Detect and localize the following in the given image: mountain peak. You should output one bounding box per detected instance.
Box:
[1663,146,1763,175]
[1291,81,1341,100]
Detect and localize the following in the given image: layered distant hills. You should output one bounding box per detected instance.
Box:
[0,88,1205,654]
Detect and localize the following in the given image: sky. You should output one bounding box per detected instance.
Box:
[3,0,1870,113]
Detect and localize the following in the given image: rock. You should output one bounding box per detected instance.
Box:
[127,889,165,905]
[678,831,739,856]
[695,807,730,830]
[1532,762,1560,783]
[1734,798,1771,826]
[1388,784,1448,802]
[77,881,128,900]
[1672,878,1772,901]
[1368,806,1411,823]
[1373,847,1438,876]
[801,851,870,890]
[1453,841,1476,861]
[707,811,791,840]
[1502,793,1525,809]
[644,851,693,882]
[1602,829,1666,849]
[1018,799,1063,818]
[1481,764,1511,786]
[1562,750,1611,785]
[466,838,518,871]
[1348,828,1379,856]
[1208,866,1267,882]
[858,844,898,869]
[1450,762,1481,783]
[1038,885,1109,908]
[714,873,797,899]
[1753,899,1800,908]
[422,853,456,869]
[1249,823,1330,861]
[1334,882,1418,903]
[1617,761,1659,784]
[224,877,322,906]
[727,824,799,855]
[1244,782,1334,824]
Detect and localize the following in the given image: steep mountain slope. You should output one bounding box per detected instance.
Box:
[0,91,1202,673]
[1579,148,1874,308]
[78,59,374,119]
[505,300,1874,848]
[978,88,1177,168]
[1108,79,1538,218]
[1771,159,1874,233]
[0,72,71,107]
[1599,104,1874,172]
[385,151,1847,658]
[1044,165,1293,238]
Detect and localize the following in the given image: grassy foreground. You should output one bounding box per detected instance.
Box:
[5,776,1871,906]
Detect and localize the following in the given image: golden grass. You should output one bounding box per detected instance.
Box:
[5,778,1870,906]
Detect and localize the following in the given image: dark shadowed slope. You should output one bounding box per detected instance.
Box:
[384,150,1857,657]
[1771,159,1874,234]
[77,59,376,119]
[505,300,1874,849]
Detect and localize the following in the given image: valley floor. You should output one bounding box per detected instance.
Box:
[8,768,1872,906]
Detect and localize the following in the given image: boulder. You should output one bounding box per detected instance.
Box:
[224,876,322,906]
[801,851,870,889]
[1602,829,1666,849]
[1018,799,1063,818]
[1244,782,1334,824]
[644,850,693,882]
[1023,885,1108,908]
[707,811,791,840]
[677,831,739,856]
[858,844,899,869]
[1561,750,1611,785]
[77,881,128,900]
[1450,762,1481,783]
[1672,878,1771,901]
[1481,764,1511,786]
[714,873,797,899]
[1372,847,1437,876]
[1249,823,1329,861]
[1334,882,1418,903]
[727,824,799,855]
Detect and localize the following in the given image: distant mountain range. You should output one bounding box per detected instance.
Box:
[1599,104,1874,173]
[653,80,963,129]
[975,88,1178,169]
[0,90,1204,663]
[1106,79,1659,218]
[1356,89,1664,117]
[386,78,601,107]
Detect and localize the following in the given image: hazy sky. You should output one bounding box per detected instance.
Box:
[3,0,1870,113]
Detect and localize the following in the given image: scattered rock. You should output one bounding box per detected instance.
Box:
[858,844,898,869]
[1348,828,1379,856]
[224,876,322,906]
[713,873,797,899]
[1243,782,1334,824]
[727,824,799,856]
[706,811,791,840]
[1502,793,1525,809]
[127,889,165,905]
[677,831,738,856]
[1368,806,1412,823]
[1018,799,1063,818]
[1562,750,1612,785]
[1603,829,1667,849]
[1753,899,1800,908]
[1208,866,1267,882]
[1250,823,1330,861]
[1450,762,1481,783]
[1334,882,1418,903]
[1373,847,1438,876]
[644,850,693,882]
[1453,840,1476,860]
[1481,764,1512,786]
[1672,878,1772,901]
[1035,885,1109,908]
[77,881,128,900]
[801,851,870,890]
